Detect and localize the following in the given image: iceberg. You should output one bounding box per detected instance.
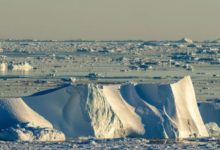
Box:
[0,76,209,141]
[178,38,193,44]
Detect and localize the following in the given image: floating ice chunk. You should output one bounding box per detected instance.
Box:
[8,62,33,71]
[205,122,220,137]
[0,62,7,72]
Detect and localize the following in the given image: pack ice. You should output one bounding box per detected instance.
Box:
[0,76,209,141]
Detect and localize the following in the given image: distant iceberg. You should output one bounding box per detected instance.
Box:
[0,62,7,72]
[8,62,33,71]
[178,38,193,44]
[0,76,209,141]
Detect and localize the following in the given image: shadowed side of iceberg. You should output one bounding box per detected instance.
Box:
[24,85,95,138]
[198,100,220,126]
[0,98,65,141]
[120,83,170,138]
[0,98,52,129]
[23,84,131,139]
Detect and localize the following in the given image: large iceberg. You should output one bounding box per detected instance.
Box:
[0,76,209,141]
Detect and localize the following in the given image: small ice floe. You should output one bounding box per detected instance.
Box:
[0,62,7,72]
[61,77,76,83]
[205,122,220,137]
[183,64,193,71]
[8,62,33,71]
[0,47,3,53]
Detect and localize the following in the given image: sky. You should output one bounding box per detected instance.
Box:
[0,0,220,41]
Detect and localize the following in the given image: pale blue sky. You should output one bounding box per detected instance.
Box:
[0,0,219,40]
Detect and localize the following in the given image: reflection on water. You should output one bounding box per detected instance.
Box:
[0,70,32,76]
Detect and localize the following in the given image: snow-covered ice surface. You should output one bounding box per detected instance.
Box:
[206,122,220,137]
[0,138,220,150]
[0,123,65,142]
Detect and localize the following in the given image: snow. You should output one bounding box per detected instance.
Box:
[0,76,210,141]
[0,98,65,141]
[205,122,220,137]
[0,123,65,141]
[102,85,145,136]
[170,76,208,138]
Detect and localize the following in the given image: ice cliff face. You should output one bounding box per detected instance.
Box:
[198,100,220,126]
[87,85,126,138]
[0,98,65,141]
[0,76,209,141]
[120,76,208,138]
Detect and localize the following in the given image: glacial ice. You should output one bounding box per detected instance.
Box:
[0,76,210,141]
